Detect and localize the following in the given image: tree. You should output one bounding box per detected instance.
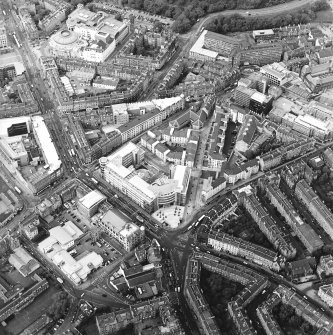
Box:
[47,292,70,320]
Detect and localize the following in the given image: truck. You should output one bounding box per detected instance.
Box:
[91,178,98,185]
[14,186,21,194]
[57,277,63,284]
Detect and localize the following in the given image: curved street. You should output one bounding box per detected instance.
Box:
[194,0,317,32]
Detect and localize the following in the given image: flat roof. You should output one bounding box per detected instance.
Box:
[190,30,218,59]
[119,222,140,238]
[173,165,189,192]
[253,29,275,36]
[107,141,138,160]
[78,190,106,209]
[251,91,267,104]
[32,116,62,173]
[50,226,74,246]
[0,52,25,75]
[0,116,31,137]
[101,209,130,233]
[128,175,156,199]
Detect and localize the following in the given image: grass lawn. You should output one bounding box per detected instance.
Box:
[5,286,60,335]
[314,9,333,22]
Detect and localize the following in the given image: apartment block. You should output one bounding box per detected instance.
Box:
[239,192,296,259]
[260,177,323,253]
[204,31,241,58]
[207,231,282,271]
[295,179,333,239]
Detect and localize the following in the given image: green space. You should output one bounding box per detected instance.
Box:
[216,207,274,250]
[5,286,61,335]
[272,302,317,335]
[311,163,333,211]
[314,8,333,22]
[206,0,329,34]
[200,268,244,335]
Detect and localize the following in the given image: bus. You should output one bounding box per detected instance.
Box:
[12,33,21,48]
[57,277,64,284]
[14,186,21,194]
[91,178,98,185]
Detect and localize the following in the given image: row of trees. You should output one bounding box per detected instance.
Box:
[272,302,317,335]
[200,269,244,334]
[122,0,299,32]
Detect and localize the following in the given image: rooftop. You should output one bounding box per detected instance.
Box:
[78,190,106,209]
[32,116,62,173]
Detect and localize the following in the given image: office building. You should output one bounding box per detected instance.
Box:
[77,190,107,218]
[260,63,292,86]
[67,5,128,45]
[95,210,145,251]
[38,222,83,253]
[0,21,8,50]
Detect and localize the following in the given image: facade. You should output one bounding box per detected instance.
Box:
[0,21,8,50]
[295,179,333,239]
[319,284,333,307]
[239,191,296,259]
[67,5,129,46]
[207,231,282,271]
[95,210,145,251]
[260,63,292,86]
[260,176,323,253]
[77,190,107,218]
[0,275,49,322]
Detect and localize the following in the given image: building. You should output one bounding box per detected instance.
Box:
[51,249,103,284]
[38,222,83,253]
[101,142,191,212]
[23,223,38,240]
[28,116,64,194]
[323,148,333,168]
[0,275,49,322]
[207,231,282,271]
[204,30,240,58]
[260,176,323,253]
[96,297,171,335]
[35,195,62,218]
[319,284,333,307]
[252,29,276,42]
[286,258,316,280]
[295,179,333,239]
[260,63,292,86]
[0,21,8,51]
[317,255,333,277]
[67,5,128,46]
[20,314,52,335]
[189,30,218,62]
[234,115,257,153]
[8,247,40,277]
[239,190,296,259]
[77,190,107,218]
[95,210,145,251]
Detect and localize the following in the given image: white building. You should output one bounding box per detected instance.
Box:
[189,30,218,62]
[77,190,107,218]
[260,63,292,86]
[38,223,83,253]
[97,210,145,251]
[51,247,103,284]
[66,6,128,45]
[319,284,333,307]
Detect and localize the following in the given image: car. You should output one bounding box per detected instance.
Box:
[102,294,107,297]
